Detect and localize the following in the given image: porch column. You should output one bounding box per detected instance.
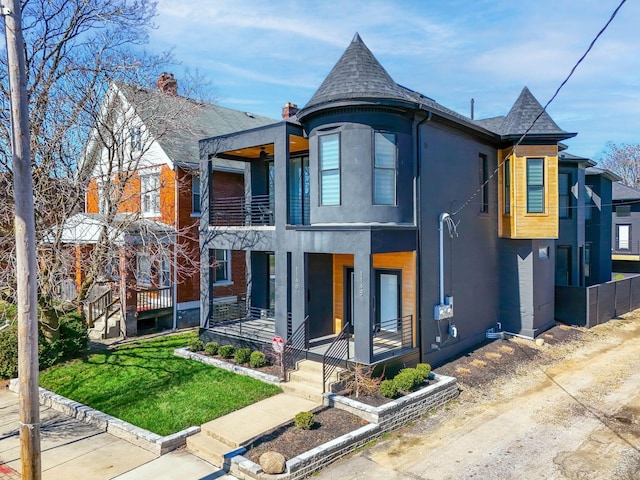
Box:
[289,249,307,340]
[120,247,137,337]
[353,251,374,364]
[274,249,289,338]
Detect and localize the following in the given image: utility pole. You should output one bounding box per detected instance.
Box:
[3,0,42,478]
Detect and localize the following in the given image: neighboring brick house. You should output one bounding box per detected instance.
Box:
[197,34,621,374]
[62,75,275,337]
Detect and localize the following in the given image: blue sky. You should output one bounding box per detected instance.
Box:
[150,0,639,160]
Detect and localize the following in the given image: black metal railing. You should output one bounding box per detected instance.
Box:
[212,301,274,323]
[210,194,274,227]
[612,241,640,256]
[372,314,414,360]
[282,315,310,380]
[322,322,351,393]
[136,286,173,312]
[288,195,310,225]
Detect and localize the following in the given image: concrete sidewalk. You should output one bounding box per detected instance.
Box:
[0,387,235,479]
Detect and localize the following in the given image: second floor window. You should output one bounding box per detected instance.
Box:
[374,132,397,205]
[320,133,340,205]
[559,173,570,218]
[141,173,160,216]
[526,158,544,213]
[480,154,488,213]
[192,174,201,214]
[130,127,142,151]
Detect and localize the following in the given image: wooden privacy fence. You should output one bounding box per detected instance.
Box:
[555,275,640,328]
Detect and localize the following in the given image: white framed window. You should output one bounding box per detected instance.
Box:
[140,173,160,216]
[161,254,171,287]
[136,252,151,287]
[374,132,397,205]
[212,249,231,283]
[130,127,142,151]
[97,181,108,215]
[192,174,201,214]
[617,224,631,250]
[319,133,340,205]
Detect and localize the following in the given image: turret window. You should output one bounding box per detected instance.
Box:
[374,132,397,205]
[526,158,544,213]
[319,134,340,205]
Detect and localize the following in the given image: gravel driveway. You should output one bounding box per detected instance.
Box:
[316,314,640,480]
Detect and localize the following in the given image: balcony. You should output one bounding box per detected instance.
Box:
[210,194,274,227]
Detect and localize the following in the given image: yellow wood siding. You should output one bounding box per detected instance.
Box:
[498,145,559,239]
[332,252,416,342]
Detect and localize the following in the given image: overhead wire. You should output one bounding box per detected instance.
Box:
[450,0,628,218]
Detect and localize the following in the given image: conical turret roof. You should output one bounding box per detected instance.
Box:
[499,87,573,138]
[300,33,415,116]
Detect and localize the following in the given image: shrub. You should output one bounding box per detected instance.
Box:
[234,348,251,364]
[294,411,315,430]
[204,342,219,356]
[393,368,424,392]
[415,363,431,379]
[187,338,204,352]
[0,324,19,379]
[57,312,89,358]
[250,350,267,368]
[379,379,398,398]
[218,345,235,359]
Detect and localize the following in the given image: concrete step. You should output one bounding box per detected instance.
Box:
[88,316,121,340]
[186,432,243,469]
[295,359,324,374]
[287,368,340,388]
[280,380,324,402]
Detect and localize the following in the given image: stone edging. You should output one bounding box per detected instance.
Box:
[225,374,459,480]
[174,348,282,385]
[8,378,199,456]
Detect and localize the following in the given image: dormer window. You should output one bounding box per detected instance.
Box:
[130,127,142,151]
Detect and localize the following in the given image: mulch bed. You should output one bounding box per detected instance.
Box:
[245,406,368,463]
[336,376,441,407]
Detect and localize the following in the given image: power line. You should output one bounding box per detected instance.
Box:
[451,0,627,218]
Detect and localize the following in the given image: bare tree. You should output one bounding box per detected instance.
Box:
[0,0,200,336]
[598,142,640,188]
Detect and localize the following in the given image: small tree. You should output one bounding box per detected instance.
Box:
[597,142,640,188]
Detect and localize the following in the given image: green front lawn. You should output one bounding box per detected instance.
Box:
[39,332,282,436]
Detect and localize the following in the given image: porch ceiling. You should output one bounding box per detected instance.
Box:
[221,134,308,160]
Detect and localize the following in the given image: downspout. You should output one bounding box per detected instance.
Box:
[438,212,450,306]
[172,165,178,331]
[414,108,431,352]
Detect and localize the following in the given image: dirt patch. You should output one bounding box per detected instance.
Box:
[436,323,587,390]
[245,406,369,463]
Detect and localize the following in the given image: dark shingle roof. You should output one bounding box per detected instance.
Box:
[119,84,277,166]
[500,87,574,138]
[612,182,640,200]
[476,88,575,141]
[300,33,416,113]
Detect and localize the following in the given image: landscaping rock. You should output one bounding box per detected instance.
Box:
[259,451,286,474]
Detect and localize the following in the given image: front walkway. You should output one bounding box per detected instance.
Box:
[0,387,235,480]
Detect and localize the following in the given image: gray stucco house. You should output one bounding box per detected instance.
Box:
[198,34,613,370]
[611,181,640,273]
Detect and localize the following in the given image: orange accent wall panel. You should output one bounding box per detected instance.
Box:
[332,251,417,335]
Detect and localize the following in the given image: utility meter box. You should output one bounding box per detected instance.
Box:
[434,303,453,320]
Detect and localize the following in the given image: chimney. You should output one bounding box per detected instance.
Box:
[158,72,178,95]
[282,101,299,119]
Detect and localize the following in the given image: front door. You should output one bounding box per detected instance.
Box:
[375,270,401,333]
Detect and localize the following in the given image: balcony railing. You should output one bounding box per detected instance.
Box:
[210,194,274,227]
[613,241,640,256]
